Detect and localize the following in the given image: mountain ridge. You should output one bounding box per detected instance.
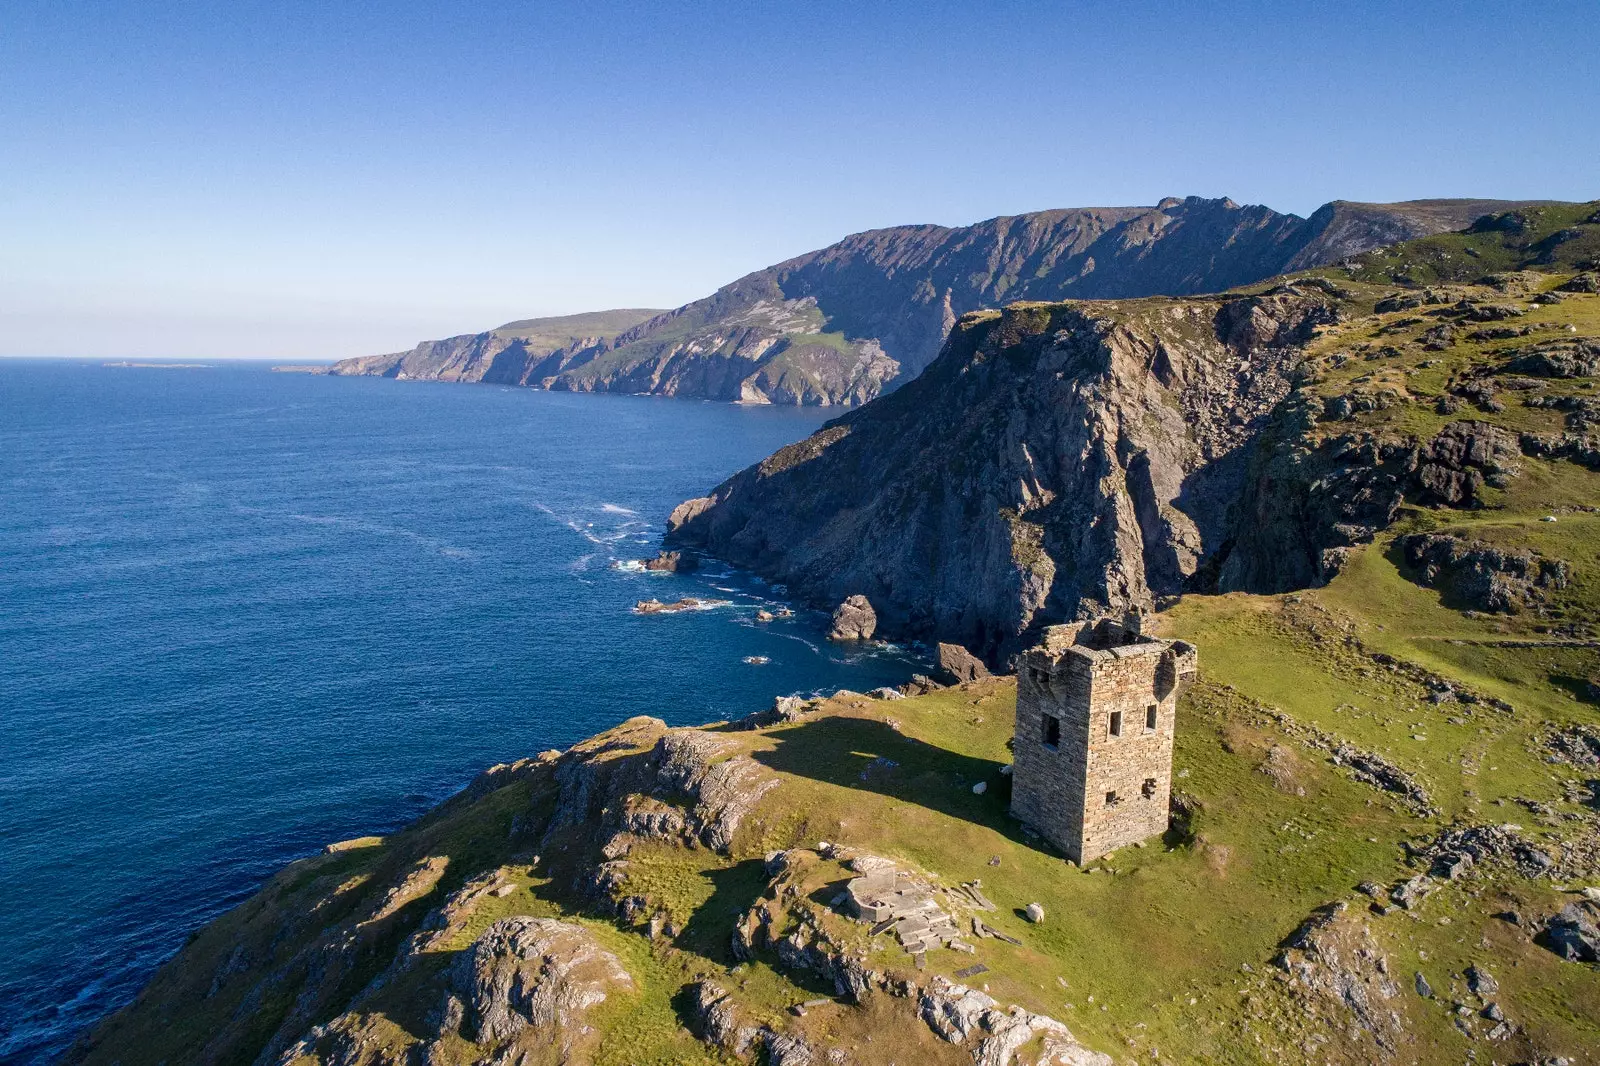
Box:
[331,197,1554,404]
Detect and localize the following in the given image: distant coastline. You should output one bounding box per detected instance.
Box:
[269,364,331,374]
[102,361,213,369]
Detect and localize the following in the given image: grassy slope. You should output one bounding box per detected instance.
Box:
[488,308,666,346]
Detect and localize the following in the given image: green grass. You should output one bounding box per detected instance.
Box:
[490,308,666,346]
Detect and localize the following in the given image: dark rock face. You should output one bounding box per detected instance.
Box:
[331,198,1542,406]
[1218,420,1520,594]
[669,288,1337,660]
[666,264,1557,657]
[1399,533,1569,613]
[1413,421,1521,506]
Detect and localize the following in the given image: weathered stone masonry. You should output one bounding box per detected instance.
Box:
[1010,616,1198,864]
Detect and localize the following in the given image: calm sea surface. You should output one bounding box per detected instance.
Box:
[0,360,919,1063]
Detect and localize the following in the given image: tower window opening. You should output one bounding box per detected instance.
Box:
[1142,777,1157,798]
[1042,714,1060,749]
[1146,705,1158,731]
[1108,710,1123,737]
[1105,790,1119,807]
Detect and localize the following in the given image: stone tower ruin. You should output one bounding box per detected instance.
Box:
[1010,615,1198,864]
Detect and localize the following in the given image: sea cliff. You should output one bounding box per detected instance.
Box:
[330,198,1552,407]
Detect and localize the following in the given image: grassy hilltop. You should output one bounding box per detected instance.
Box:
[68,208,1600,1066]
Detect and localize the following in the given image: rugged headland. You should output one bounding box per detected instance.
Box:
[67,205,1600,1065]
[329,198,1549,406]
[668,202,1600,661]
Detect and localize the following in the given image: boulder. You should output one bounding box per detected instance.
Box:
[1541,902,1600,962]
[1466,964,1498,997]
[936,643,991,684]
[1024,903,1045,923]
[829,595,877,640]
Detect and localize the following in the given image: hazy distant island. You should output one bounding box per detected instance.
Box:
[68,202,1600,1066]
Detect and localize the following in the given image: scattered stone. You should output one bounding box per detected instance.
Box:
[1482,1001,1505,1022]
[844,862,963,954]
[870,686,904,700]
[954,963,989,979]
[828,595,877,640]
[1546,724,1600,768]
[971,781,988,795]
[1432,851,1474,881]
[1414,971,1433,998]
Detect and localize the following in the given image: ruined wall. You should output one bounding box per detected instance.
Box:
[1010,630,1193,863]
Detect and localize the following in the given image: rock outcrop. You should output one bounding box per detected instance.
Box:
[919,977,1111,1066]
[829,595,877,640]
[1274,902,1405,1056]
[642,549,698,572]
[1399,532,1569,613]
[442,917,632,1045]
[331,198,1545,406]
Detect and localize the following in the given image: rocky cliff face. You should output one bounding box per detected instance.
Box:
[666,286,1336,659]
[669,202,1600,660]
[332,198,1548,405]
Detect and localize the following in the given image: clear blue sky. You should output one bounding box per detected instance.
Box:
[3,0,1596,360]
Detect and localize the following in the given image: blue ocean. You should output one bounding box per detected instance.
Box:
[0,360,919,1063]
